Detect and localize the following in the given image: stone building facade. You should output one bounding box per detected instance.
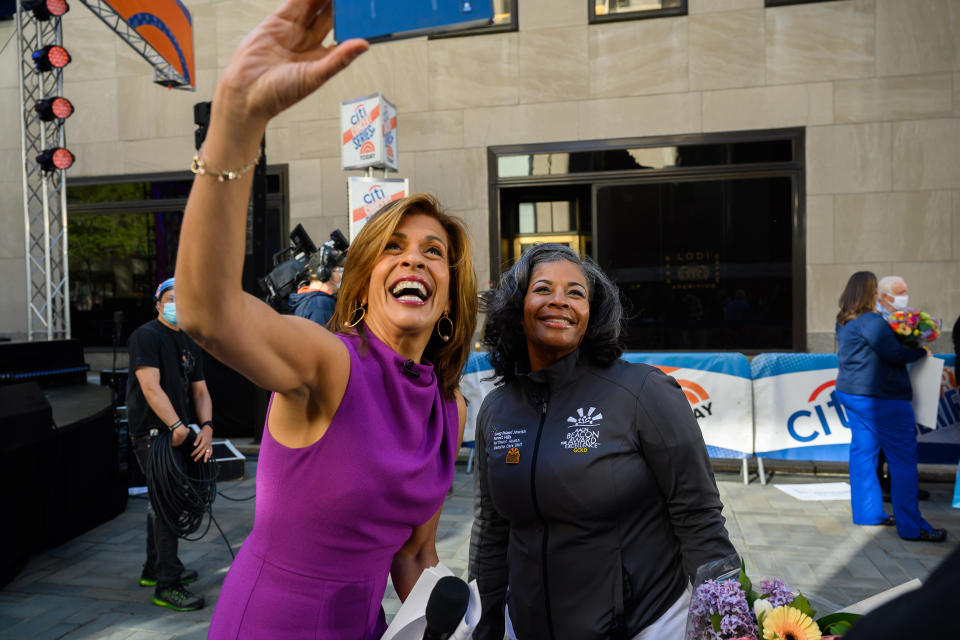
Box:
[1,0,958,352]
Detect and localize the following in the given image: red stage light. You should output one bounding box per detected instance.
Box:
[36,147,74,172]
[34,96,74,121]
[32,44,71,72]
[22,0,70,20]
[47,45,69,67]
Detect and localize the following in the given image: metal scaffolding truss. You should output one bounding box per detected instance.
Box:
[77,0,192,89]
[17,7,70,341]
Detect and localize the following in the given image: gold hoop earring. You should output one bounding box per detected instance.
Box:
[346,304,366,328]
[436,312,453,343]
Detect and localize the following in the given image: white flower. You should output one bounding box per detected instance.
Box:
[754,597,774,624]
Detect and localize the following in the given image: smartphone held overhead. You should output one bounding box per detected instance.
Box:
[334,0,494,43]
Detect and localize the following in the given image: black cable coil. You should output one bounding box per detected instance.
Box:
[147,428,219,541]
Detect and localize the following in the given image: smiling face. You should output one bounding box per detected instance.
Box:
[363,212,451,348]
[522,259,590,371]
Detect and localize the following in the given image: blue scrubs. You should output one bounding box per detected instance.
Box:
[836,390,933,539]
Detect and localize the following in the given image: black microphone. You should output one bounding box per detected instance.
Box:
[423,576,470,640]
[401,358,420,379]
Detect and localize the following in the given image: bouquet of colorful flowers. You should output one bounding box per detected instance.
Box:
[686,559,861,640]
[887,309,940,348]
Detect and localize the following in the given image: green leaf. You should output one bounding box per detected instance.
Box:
[824,620,854,635]
[815,611,862,631]
[738,558,757,608]
[710,612,722,633]
[789,593,816,620]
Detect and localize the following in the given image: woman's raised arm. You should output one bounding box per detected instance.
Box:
[175,0,367,395]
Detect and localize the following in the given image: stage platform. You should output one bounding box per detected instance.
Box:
[1,340,127,588]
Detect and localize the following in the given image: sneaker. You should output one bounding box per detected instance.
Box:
[139,568,198,587]
[152,585,205,611]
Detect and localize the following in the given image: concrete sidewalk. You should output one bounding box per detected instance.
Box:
[1,459,958,639]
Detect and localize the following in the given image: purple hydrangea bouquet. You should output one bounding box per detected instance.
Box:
[686,559,861,640]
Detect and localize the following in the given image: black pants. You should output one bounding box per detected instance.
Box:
[132,435,184,590]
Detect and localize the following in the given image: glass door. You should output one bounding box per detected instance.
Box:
[592,176,794,350]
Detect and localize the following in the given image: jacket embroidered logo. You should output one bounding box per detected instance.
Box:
[562,407,602,452]
[505,447,520,464]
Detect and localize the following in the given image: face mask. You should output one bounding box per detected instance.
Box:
[892,295,909,310]
[162,302,178,326]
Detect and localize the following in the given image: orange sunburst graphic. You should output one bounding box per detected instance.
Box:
[653,366,710,405]
[677,379,710,405]
[359,141,376,154]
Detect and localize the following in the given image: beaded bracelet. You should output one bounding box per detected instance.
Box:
[190,147,262,182]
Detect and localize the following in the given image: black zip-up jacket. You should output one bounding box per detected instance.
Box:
[468,350,736,639]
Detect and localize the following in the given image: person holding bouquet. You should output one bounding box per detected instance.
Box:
[834,271,946,543]
[469,244,736,639]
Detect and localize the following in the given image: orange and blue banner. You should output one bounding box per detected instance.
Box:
[102,0,194,87]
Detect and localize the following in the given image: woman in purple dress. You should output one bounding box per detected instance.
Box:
[173,2,478,636]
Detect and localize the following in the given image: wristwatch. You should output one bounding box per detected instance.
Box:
[201,420,214,430]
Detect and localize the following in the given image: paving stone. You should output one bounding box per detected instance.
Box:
[3,462,958,638]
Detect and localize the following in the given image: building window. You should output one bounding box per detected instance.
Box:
[590,0,686,23]
[489,130,805,352]
[430,0,516,38]
[765,0,841,6]
[66,168,288,347]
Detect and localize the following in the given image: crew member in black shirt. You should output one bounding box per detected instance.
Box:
[126,277,213,611]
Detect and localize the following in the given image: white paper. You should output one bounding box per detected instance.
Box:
[908,356,944,429]
[773,482,851,501]
[838,578,922,615]
[381,562,480,640]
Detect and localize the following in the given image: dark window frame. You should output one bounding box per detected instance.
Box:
[487,128,807,352]
[588,0,687,24]
[429,0,518,39]
[765,0,841,7]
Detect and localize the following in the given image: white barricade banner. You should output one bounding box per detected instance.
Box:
[936,356,959,430]
[623,353,753,459]
[752,353,849,461]
[459,352,496,445]
[753,353,960,463]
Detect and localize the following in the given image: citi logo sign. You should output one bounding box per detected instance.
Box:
[363,185,386,204]
[349,104,368,125]
[786,380,849,443]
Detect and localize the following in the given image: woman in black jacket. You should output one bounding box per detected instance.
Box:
[834,271,945,542]
[468,244,736,640]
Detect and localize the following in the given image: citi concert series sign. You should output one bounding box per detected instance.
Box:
[347,177,409,240]
[340,93,398,171]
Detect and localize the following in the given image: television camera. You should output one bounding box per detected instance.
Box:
[259,225,349,311]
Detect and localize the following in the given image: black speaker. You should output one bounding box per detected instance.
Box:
[0,382,52,587]
[0,382,53,451]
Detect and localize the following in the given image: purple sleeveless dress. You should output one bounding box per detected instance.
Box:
[208,330,459,639]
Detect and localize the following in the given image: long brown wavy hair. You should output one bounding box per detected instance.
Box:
[328,194,478,399]
[837,271,878,326]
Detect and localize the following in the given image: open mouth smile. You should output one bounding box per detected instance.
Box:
[539,315,575,328]
[389,276,432,306]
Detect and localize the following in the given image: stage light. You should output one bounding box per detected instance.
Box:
[22,0,69,21]
[31,44,70,72]
[34,96,73,121]
[36,147,74,172]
